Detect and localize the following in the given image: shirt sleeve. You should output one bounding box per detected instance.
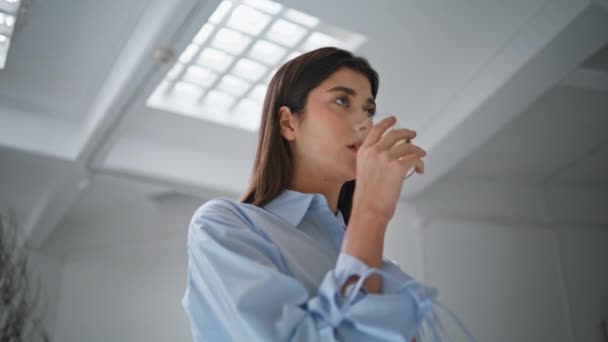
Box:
[182,199,448,341]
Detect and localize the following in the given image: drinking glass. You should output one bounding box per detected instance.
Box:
[355,113,417,179]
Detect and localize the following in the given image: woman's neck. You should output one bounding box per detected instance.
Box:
[288,175,343,215]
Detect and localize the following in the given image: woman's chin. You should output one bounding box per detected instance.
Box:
[345,167,356,182]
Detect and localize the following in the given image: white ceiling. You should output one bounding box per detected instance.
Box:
[0,0,149,122]
[0,0,607,258]
[449,85,608,187]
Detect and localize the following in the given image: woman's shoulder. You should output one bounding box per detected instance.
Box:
[187,198,248,244]
[187,197,283,257]
[192,197,249,222]
[189,197,263,234]
[195,196,241,213]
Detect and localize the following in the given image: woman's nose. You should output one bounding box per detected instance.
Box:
[357,115,373,129]
[354,117,373,139]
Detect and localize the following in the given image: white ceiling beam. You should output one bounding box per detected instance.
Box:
[102,136,248,196]
[77,0,220,167]
[402,0,608,199]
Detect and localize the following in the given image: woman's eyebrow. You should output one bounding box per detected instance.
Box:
[327,86,376,106]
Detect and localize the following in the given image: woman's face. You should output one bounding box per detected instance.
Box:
[282,67,376,182]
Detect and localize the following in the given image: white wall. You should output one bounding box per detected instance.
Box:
[421,220,571,341]
[26,249,65,340]
[384,202,425,281]
[556,226,608,342]
[52,233,191,342]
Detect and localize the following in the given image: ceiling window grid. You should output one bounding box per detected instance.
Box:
[0,0,21,69]
[147,0,365,131]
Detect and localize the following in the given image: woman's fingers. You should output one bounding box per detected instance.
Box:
[361,115,397,148]
[377,128,418,151]
[415,158,425,174]
[358,114,427,176]
[397,154,425,175]
[388,140,427,160]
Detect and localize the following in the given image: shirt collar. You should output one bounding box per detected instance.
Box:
[335,209,346,227]
[263,189,344,228]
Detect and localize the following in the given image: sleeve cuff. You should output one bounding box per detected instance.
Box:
[380,257,417,293]
[335,252,372,282]
[335,253,422,296]
[334,252,377,301]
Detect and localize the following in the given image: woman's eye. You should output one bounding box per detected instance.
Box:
[335,96,374,116]
[335,97,348,106]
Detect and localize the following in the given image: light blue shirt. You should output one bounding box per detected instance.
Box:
[182,189,476,341]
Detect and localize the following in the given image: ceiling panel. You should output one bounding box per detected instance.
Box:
[449,86,608,185]
[0,0,149,122]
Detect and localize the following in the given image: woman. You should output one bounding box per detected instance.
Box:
[182,47,475,341]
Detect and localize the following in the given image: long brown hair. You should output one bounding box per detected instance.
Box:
[239,47,379,225]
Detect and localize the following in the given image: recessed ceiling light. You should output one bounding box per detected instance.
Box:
[231,58,267,82]
[0,0,21,69]
[5,14,14,27]
[265,19,307,48]
[243,0,282,15]
[249,83,267,102]
[173,82,205,103]
[198,47,234,73]
[248,39,286,65]
[211,27,252,55]
[226,4,271,36]
[301,32,340,51]
[183,65,218,88]
[284,9,319,28]
[204,90,236,109]
[147,0,366,131]
[178,44,199,63]
[233,98,262,130]
[218,74,251,97]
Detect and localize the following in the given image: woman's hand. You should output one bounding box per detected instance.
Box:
[352,115,427,222]
[341,115,427,295]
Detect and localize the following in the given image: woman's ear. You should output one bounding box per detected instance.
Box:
[278,105,298,141]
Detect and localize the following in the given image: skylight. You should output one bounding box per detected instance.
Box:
[147,0,366,131]
[0,0,20,69]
